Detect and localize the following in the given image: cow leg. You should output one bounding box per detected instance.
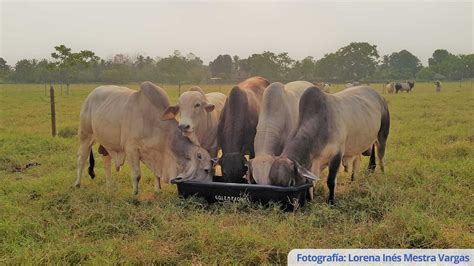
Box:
[376,142,386,173]
[308,185,314,201]
[327,153,342,205]
[127,151,141,196]
[351,155,361,181]
[342,157,349,173]
[104,155,113,187]
[74,139,93,188]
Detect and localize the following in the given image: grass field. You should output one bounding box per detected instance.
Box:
[0,81,473,264]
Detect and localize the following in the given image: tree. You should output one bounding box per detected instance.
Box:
[459,54,474,79]
[0,58,10,81]
[275,52,295,79]
[429,49,454,67]
[314,52,341,80]
[427,49,473,80]
[334,42,379,80]
[386,50,422,79]
[12,59,37,82]
[239,51,295,80]
[290,56,315,80]
[416,67,435,80]
[51,44,99,83]
[209,54,233,79]
[155,50,207,83]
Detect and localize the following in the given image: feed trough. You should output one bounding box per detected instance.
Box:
[171,176,312,211]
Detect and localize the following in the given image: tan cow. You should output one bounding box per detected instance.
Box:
[74,82,213,195]
[386,82,395,94]
[161,86,226,157]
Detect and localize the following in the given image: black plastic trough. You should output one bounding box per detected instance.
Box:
[171,176,312,211]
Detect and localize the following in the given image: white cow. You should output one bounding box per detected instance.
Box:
[435,81,442,92]
[314,82,331,92]
[386,82,395,94]
[395,81,415,93]
[345,81,361,89]
[161,86,226,158]
[75,82,213,195]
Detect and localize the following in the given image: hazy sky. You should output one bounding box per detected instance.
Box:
[1,1,473,66]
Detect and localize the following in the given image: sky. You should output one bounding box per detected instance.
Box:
[1,0,473,66]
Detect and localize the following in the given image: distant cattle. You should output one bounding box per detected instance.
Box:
[75,82,213,195]
[161,86,226,158]
[386,82,395,94]
[268,86,390,204]
[218,76,270,182]
[314,82,331,92]
[345,81,360,89]
[251,81,313,185]
[435,81,442,92]
[395,81,415,93]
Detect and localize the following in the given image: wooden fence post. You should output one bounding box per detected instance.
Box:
[50,85,56,137]
[66,83,69,95]
[178,83,181,96]
[60,82,63,95]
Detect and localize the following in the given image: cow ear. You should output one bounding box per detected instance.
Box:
[161,105,179,120]
[295,161,319,181]
[204,103,215,112]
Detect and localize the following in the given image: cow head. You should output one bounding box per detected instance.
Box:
[219,152,248,183]
[249,154,275,185]
[268,157,319,187]
[173,144,213,183]
[162,90,215,134]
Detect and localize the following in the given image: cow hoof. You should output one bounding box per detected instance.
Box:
[326,198,336,205]
[73,183,80,189]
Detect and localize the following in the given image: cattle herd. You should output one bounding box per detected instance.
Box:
[74,77,392,204]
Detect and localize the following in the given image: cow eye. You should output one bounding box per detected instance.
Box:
[197,152,202,160]
[194,103,201,108]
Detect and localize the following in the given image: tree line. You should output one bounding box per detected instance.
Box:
[0,43,472,84]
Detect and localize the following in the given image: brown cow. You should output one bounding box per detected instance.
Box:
[217,76,269,182]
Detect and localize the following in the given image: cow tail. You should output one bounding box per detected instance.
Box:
[88,150,96,179]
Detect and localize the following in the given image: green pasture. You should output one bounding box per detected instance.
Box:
[0,81,472,263]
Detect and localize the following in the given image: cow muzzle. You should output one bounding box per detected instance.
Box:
[178,124,193,132]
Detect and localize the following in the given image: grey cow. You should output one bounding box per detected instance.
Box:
[251,81,313,185]
[268,85,390,204]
